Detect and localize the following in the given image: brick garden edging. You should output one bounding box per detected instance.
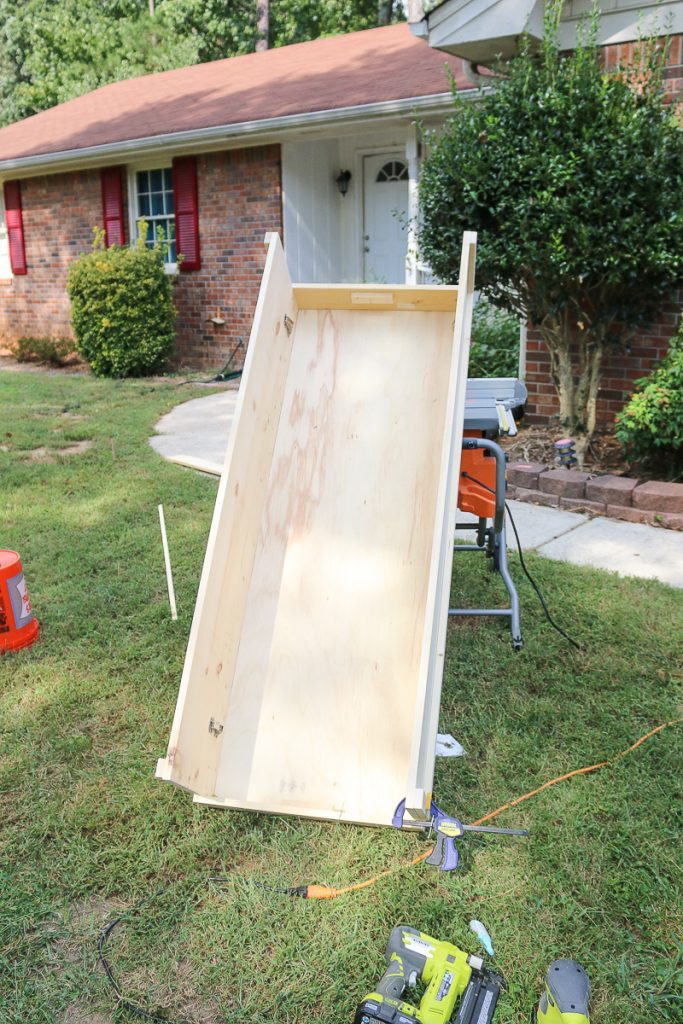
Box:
[506,464,683,531]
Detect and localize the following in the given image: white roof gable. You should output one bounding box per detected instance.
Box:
[419,0,683,64]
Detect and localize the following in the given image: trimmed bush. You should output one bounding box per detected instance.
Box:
[469,297,520,378]
[67,226,176,378]
[615,324,683,477]
[12,336,74,366]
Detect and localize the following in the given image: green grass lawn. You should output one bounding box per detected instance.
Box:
[0,371,681,1024]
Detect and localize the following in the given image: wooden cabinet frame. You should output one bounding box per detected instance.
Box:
[157,232,477,828]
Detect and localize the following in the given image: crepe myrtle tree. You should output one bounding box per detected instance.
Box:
[419,3,683,444]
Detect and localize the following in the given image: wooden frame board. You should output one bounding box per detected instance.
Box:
[157,232,477,827]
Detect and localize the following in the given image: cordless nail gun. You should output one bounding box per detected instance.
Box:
[533,960,590,1024]
[354,925,504,1024]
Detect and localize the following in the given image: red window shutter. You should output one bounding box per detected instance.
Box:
[101,167,125,247]
[3,180,27,275]
[172,156,201,271]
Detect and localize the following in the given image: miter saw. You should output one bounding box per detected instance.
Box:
[354,925,504,1024]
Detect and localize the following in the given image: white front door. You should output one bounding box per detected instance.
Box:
[362,152,409,284]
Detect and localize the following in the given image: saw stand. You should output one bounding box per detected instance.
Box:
[450,378,527,651]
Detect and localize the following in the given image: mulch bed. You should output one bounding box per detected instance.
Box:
[501,424,637,478]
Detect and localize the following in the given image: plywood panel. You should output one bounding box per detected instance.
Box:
[405,233,477,816]
[294,284,458,312]
[156,234,297,794]
[158,232,478,828]
[211,307,453,824]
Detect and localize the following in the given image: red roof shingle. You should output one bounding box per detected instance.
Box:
[0,24,466,165]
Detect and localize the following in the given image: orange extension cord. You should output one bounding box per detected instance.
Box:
[303,718,681,900]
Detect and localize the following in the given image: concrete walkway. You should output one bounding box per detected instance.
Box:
[150,389,683,589]
[151,389,239,465]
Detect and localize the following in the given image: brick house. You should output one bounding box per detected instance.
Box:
[413,0,683,426]
[1,13,681,426]
[0,25,470,371]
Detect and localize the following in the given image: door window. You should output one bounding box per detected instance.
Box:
[376,160,408,183]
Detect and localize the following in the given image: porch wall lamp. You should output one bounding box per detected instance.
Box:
[335,169,352,197]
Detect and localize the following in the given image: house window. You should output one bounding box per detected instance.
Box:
[134,168,176,265]
[376,160,408,183]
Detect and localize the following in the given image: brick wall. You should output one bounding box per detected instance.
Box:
[0,168,109,342]
[173,144,282,369]
[0,144,282,370]
[524,33,683,426]
[525,289,683,424]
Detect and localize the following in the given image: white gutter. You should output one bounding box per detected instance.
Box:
[0,91,474,178]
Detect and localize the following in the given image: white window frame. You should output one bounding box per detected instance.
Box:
[127,160,178,274]
[0,185,13,280]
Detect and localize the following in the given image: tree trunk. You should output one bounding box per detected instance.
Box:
[256,0,269,51]
[149,0,156,47]
[540,316,606,461]
[574,331,605,458]
[540,317,575,429]
[377,1,394,26]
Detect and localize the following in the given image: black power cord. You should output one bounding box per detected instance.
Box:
[176,336,246,386]
[175,365,243,386]
[97,879,305,1022]
[98,888,184,1024]
[461,471,583,652]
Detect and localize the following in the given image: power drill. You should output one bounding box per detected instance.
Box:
[533,960,590,1024]
[354,925,504,1024]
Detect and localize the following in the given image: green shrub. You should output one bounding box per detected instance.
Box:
[12,336,74,366]
[615,325,683,477]
[468,297,520,378]
[419,2,683,438]
[67,225,176,378]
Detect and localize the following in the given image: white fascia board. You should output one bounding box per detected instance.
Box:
[426,0,543,58]
[560,5,683,48]
[0,92,475,180]
[428,0,540,40]
[426,0,683,60]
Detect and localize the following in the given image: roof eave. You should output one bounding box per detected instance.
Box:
[0,90,477,179]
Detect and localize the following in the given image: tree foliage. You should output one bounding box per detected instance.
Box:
[468,297,519,379]
[0,0,402,127]
[419,1,683,439]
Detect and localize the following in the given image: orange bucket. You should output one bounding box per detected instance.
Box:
[0,550,39,653]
